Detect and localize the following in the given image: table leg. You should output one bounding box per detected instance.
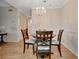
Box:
[1,35,4,43]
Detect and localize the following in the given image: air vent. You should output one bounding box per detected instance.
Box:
[8,9,13,12]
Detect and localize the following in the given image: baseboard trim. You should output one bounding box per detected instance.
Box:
[62,42,78,56]
[4,38,22,43]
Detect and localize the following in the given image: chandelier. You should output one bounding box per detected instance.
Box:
[35,0,47,16]
[35,7,46,16]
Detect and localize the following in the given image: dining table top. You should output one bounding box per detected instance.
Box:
[0,32,7,35]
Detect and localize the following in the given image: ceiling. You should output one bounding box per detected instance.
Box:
[0,0,10,7]
[0,0,68,16]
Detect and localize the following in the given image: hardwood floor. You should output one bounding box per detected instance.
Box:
[0,40,77,59]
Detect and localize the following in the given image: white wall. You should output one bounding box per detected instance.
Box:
[28,8,62,35]
[62,0,78,56]
[0,7,21,42]
[0,7,3,26]
[18,12,28,29]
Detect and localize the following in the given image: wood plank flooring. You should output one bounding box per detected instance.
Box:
[0,40,77,59]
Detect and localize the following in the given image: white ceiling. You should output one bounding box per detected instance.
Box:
[0,0,10,7]
[0,0,68,16]
[5,0,67,8]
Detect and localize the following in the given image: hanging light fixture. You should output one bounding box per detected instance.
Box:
[36,7,46,16]
[35,0,47,16]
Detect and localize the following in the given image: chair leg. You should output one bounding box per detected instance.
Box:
[37,53,38,59]
[49,54,51,59]
[27,44,29,49]
[58,45,62,57]
[32,45,35,55]
[23,44,25,53]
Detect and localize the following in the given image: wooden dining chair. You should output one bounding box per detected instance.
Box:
[21,28,35,54]
[36,31,53,59]
[51,29,64,57]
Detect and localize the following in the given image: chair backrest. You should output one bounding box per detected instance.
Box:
[36,31,53,53]
[36,31,53,41]
[21,28,29,41]
[57,29,64,43]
